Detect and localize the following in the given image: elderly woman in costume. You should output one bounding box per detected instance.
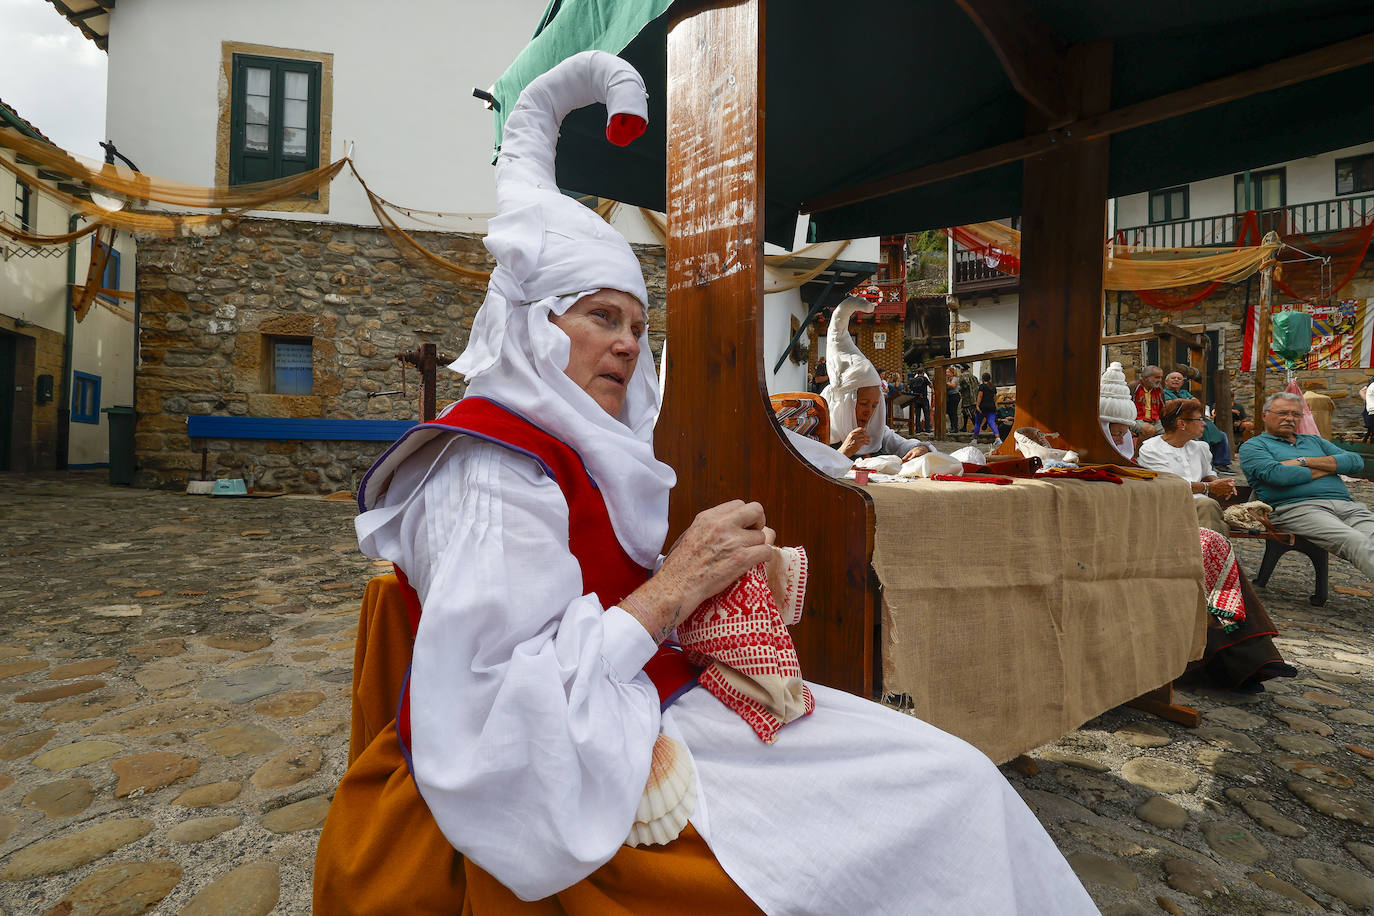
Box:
[1129,397,1295,691]
[1099,362,1138,459]
[821,297,931,461]
[314,53,1094,914]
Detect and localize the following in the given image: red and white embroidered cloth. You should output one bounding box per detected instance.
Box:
[1199,528,1245,632]
[676,547,814,743]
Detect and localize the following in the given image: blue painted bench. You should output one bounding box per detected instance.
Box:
[187,416,417,441]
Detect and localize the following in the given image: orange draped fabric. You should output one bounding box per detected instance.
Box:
[315,575,763,916]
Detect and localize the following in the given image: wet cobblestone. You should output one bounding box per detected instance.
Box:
[0,470,1371,914]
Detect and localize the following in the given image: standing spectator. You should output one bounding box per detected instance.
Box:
[972,373,999,438]
[910,368,932,433]
[958,364,979,432]
[945,369,962,434]
[810,356,829,395]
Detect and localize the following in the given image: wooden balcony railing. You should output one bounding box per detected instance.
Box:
[1113,193,1374,248]
[951,247,1018,293]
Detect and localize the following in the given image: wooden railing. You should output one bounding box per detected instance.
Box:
[1114,193,1374,248]
[951,247,1018,292]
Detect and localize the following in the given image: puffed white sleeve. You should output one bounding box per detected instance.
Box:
[355,434,662,900]
[879,426,925,456]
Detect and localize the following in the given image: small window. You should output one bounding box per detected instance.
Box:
[1148,186,1189,223]
[15,181,32,232]
[96,243,121,304]
[268,337,313,394]
[990,357,1016,388]
[1335,153,1374,196]
[1234,168,1286,212]
[72,371,101,424]
[229,54,322,185]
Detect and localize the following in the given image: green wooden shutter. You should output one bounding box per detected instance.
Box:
[230,55,321,186]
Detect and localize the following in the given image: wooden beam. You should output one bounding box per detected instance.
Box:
[661,0,876,696]
[803,30,1374,214]
[954,0,1071,126]
[995,40,1119,464]
[925,347,1018,369]
[1253,231,1280,428]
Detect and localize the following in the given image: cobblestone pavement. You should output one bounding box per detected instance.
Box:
[0,471,1371,914]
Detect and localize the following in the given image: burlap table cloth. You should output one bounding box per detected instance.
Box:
[869,475,1206,764]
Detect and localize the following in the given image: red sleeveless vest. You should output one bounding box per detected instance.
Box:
[382,397,698,754]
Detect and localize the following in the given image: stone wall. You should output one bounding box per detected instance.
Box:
[1105,259,1374,440]
[135,217,666,492]
[806,315,906,383]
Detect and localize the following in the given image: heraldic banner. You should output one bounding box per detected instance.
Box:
[1242,299,1374,371]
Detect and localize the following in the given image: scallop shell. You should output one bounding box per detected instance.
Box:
[625,734,696,847]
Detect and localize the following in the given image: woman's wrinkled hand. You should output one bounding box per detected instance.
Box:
[839,428,870,457]
[901,444,931,462]
[625,501,775,642]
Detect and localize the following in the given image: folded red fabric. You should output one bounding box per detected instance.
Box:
[931,473,1014,485]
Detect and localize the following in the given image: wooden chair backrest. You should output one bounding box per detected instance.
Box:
[769,392,830,444]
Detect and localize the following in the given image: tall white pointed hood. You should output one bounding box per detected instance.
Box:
[820,296,884,446]
[448,51,674,567]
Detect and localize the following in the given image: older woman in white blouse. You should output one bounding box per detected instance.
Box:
[1136,398,1236,534]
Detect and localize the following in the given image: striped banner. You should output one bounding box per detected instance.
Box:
[1242,298,1373,371]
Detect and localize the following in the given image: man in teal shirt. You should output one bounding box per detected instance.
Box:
[1238,391,1374,577]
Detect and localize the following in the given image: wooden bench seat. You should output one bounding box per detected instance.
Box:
[1222,485,1329,607]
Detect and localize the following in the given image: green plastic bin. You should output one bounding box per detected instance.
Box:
[102,405,136,486]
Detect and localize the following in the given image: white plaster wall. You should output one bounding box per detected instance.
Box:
[1116,140,1374,229]
[952,295,1019,368]
[1,152,69,333]
[67,228,136,466]
[762,287,810,395]
[1,150,136,464]
[104,0,549,231]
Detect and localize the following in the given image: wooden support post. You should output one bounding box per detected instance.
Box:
[1253,231,1280,426]
[996,41,1118,463]
[933,367,947,439]
[1216,368,1236,454]
[661,0,875,695]
[419,342,437,423]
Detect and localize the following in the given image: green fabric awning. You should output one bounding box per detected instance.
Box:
[492,1,1374,248]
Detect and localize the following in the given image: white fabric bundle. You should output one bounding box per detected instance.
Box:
[820,297,885,447]
[854,454,903,476]
[897,451,964,478]
[950,445,987,466]
[1012,427,1079,465]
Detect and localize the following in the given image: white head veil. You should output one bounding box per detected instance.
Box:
[451,51,674,567]
[820,296,885,447]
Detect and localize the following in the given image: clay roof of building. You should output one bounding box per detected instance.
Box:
[0,98,54,143]
[43,0,111,52]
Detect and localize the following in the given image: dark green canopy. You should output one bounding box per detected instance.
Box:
[492,1,1374,248]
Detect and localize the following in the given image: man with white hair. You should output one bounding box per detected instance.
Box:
[1238,391,1374,577]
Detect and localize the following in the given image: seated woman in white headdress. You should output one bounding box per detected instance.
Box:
[822,296,932,461]
[314,51,1094,915]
